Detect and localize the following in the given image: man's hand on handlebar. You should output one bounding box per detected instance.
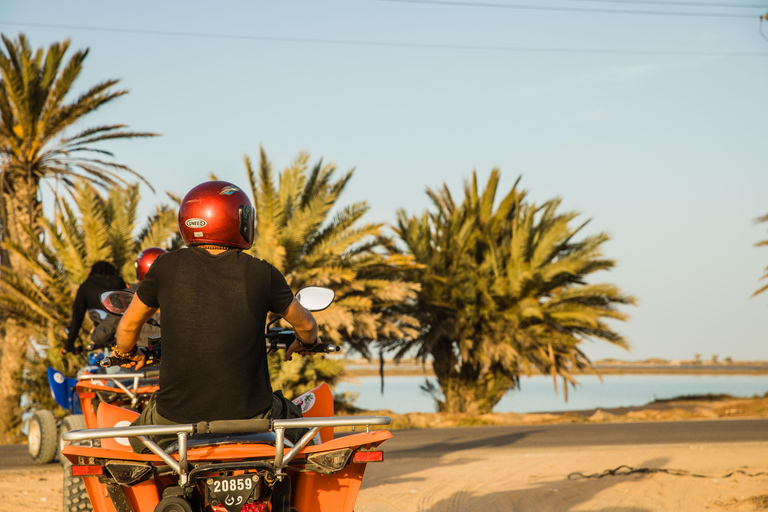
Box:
[113,347,147,369]
[283,337,319,361]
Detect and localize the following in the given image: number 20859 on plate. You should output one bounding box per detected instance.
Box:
[205,474,258,512]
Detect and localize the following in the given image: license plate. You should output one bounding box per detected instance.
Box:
[205,474,258,512]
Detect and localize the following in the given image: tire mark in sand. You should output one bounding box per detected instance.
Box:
[416,485,439,512]
[445,488,468,512]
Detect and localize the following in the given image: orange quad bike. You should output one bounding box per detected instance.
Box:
[29,306,161,468]
[57,291,163,511]
[28,358,159,465]
[62,286,392,512]
[60,357,161,512]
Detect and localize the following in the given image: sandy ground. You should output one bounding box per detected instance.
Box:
[3,442,768,512]
[0,466,61,512]
[4,396,768,512]
[356,442,768,512]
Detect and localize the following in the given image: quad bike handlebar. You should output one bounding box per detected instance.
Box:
[266,333,341,354]
[97,286,340,368]
[99,346,161,368]
[99,334,340,367]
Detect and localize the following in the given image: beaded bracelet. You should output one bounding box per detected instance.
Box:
[114,345,138,358]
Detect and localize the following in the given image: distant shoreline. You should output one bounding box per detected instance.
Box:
[342,358,768,377]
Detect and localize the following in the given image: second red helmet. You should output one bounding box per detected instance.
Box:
[135,247,167,281]
[178,181,255,249]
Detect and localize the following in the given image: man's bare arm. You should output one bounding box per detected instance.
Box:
[280,297,318,361]
[115,294,157,368]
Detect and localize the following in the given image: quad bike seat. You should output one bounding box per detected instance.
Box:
[164,432,294,454]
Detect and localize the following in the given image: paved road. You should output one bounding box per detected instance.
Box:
[377,418,768,460]
[0,443,45,468]
[3,418,767,469]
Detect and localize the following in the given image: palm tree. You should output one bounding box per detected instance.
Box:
[392,170,635,414]
[0,181,178,428]
[0,33,156,259]
[240,148,421,399]
[0,33,156,441]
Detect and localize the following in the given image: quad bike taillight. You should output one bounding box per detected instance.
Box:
[71,465,103,476]
[305,448,353,474]
[211,502,269,512]
[303,447,383,474]
[72,462,155,486]
[353,449,384,463]
[238,502,269,512]
[104,461,154,486]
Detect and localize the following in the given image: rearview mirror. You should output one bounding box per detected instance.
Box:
[295,286,334,312]
[100,290,134,316]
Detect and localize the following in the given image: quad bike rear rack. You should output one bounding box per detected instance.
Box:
[76,371,159,410]
[63,415,391,484]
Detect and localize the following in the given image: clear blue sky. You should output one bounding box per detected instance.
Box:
[3,0,768,362]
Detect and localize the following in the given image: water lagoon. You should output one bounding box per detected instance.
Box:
[335,373,768,414]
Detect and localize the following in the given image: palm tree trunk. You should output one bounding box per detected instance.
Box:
[3,171,43,257]
[0,320,27,442]
[0,175,42,441]
[431,341,486,414]
[432,339,510,415]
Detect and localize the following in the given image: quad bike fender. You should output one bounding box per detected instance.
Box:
[82,476,118,512]
[76,378,159,430]
[178,430,392,462]
[76,465,160,512]
[123,479,161,512]
[291,429,392,512]
[293,383,334,443]
[300,429,392,454]
[292,461,366,512]
[97,402,141,451]
[47,367,79,411]
[62,444,161,464]
[75,382,99,428]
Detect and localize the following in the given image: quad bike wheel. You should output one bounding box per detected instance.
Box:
[60,415,93,512]
[59,414,86,466]
[27,410,58,464]
[63,471,93,512]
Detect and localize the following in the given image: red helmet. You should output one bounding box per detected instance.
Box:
[135,247,167,281]
[178,181,254,249]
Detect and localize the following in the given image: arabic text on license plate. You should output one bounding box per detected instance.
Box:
[206,475,256,511]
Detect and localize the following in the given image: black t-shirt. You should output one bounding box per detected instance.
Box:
[137,247,294,423]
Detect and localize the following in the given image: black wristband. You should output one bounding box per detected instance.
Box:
[297,339,316,350]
